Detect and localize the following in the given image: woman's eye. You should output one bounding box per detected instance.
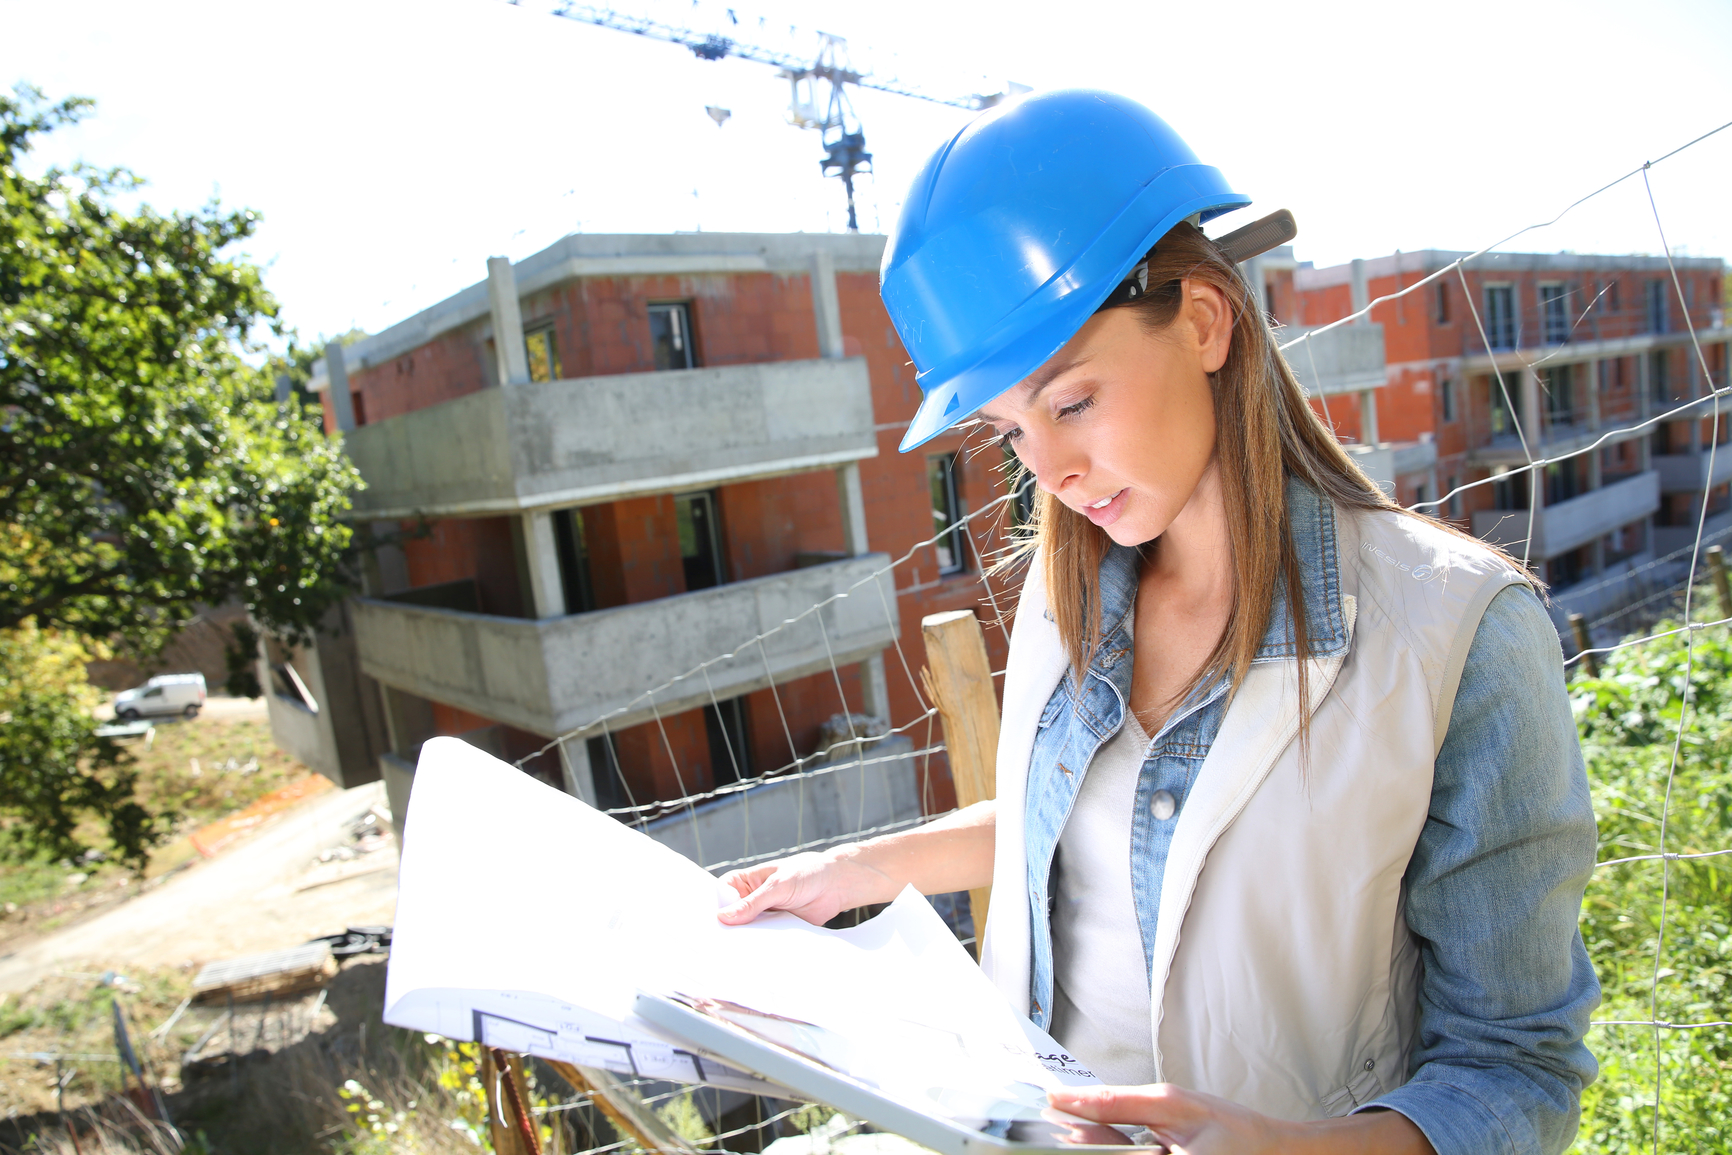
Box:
[996,428,1022,447]
[1057,396,1095,419]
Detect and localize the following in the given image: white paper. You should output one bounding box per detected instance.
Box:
[385,738,1094,1111]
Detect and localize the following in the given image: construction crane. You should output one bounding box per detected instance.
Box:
[529,2,1027,232]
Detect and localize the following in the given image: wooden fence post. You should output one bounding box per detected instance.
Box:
[920,609,999,946]
[480,1047,543,1155]
[1568,613,1599,679]
[1709,545,1732,621]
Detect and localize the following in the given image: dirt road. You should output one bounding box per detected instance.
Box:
[0,780,398,993]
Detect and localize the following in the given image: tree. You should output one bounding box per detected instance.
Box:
[0,84,362,863]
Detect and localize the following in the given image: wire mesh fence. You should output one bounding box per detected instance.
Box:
[466,119,1732,1154]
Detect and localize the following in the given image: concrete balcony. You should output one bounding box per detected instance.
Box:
[1279,323,1387,396]
[1653,448,1732,495]
[1472,470,1660,559]
[642,735,920,869]
[351,554,898,736]
[1347,439,1437,490]
[343,357,876,520]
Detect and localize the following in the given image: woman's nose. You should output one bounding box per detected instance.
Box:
[1016,434,1082,496]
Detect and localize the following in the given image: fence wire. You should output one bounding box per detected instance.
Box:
[478,121,1732,1154]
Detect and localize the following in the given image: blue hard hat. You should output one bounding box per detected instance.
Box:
[881,89,1251,453]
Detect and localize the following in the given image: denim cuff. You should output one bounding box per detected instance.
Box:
[1358,1071,1540,1155]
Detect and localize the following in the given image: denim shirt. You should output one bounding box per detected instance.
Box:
[1023,494,1600,1155]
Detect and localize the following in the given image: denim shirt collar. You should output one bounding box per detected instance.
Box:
[1088,478,1350,685]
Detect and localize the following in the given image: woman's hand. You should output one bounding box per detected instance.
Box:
[1047,1085,1434,1155]
[717,849,892,926]
[716,801,998,926]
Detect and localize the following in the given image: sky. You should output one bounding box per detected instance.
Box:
[3,0,1729,348]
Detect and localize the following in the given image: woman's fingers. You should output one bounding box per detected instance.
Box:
[717,872,791,924]
[1049,1084,1193,1128]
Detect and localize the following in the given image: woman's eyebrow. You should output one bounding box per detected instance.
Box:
[976,357,1093,424]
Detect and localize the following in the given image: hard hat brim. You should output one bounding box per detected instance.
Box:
[897,169,1249,453]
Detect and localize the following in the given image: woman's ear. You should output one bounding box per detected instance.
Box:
[1180,278,1234,375]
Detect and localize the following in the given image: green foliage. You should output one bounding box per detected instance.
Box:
[1571,608,1732,1152]
[0,84,362,656]
[0,622,156,867]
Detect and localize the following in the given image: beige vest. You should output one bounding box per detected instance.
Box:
[981,506,1526,1120]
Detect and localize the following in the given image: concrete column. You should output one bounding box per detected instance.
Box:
[325,341,357,433]
[1587,359,1601,432]
[810,249,845,359]
[836,462,870,555]
[1239,255,1265,316]
[487,256,530,386]
[558,739,598,805]
[1349,258,1370,320]
[520,510,567,619]
[1640,349,1653,417]
[860,653,890,722]
[1520,364,1542,447]
[1358,389,1379,446]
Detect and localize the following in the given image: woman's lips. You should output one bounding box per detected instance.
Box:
[1082,488,1128,527]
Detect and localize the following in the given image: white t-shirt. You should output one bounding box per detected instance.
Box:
[1049,710,1157,1086]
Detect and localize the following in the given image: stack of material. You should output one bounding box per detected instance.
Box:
[191,941,338,1004]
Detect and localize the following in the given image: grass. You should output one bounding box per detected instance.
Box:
[0,712,311,942]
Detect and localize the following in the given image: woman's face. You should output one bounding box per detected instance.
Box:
[976,278,1233,548]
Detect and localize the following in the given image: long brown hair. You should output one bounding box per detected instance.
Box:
[1011,222,1503,718]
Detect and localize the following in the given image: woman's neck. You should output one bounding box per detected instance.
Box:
[1141,460,1234,612]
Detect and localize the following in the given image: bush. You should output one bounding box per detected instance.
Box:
[1572,607,1732,1152]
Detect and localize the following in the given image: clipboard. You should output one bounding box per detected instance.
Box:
[634,993,1159,1155]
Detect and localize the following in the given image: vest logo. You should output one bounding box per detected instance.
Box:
[1362,541,1437,583]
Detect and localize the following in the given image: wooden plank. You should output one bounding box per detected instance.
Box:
[191,942,337,1004]
[920,609,1000,944]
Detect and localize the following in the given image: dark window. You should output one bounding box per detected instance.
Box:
[350,392,367,426]
[1608,278,1621,313]
[1413,483,1429,509]
[1440,377,1456,423]
[649,302,697,370]
[927,453,966,574]
[1486,285,1517,349]
[1435,281,1451,325]
[1493,468,1528,511]
[1545,458,1585,505]
[1548,548,1584,590]
[552,508,596,613]
[1489,372,1522,436]
[525,325,562,383]
[587,736,631,811]
[704,697,751,787]
[1543,365,1575,426]
[1446,474,1461,520]
[1541,284,1569,344]
[1647,280,1669,334]
[1263,281,1278,324]
[1651,350,1670,404]
[676,491,725,591]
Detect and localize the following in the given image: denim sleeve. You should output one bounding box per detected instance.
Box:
[1360,584,1601,1155]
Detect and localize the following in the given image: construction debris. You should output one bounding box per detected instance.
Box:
[191,941,337,1004]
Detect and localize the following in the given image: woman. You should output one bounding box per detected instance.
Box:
[719,91,1599,1155]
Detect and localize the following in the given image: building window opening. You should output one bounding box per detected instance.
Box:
[1446,474,1461,520]
[552,508,596,613]
[1492,466,1528,512]
[1488,373,1522,436]
[1607,278,1621,313]
[704,696,751,788]
[1543,364,1576,427]
[1440,377,1456,423]
[649,302,697,370]
[525,324,562,383]
[1435,281,1450,325]
[1651,350,1671,405]
[1262,282,1278,324]
[1545,458,1585,506]
[586,736,631,812]
[1548,547,1586,590]
[1486,285,1517,350]
[676,491,725,591]
[1540,283,1570,345]
[1647,280,1669,334]
[927,453,967,575]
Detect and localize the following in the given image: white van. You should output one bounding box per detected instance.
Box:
[114,673,207,721]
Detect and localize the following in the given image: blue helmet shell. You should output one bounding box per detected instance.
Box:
[880,90,1250,452]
